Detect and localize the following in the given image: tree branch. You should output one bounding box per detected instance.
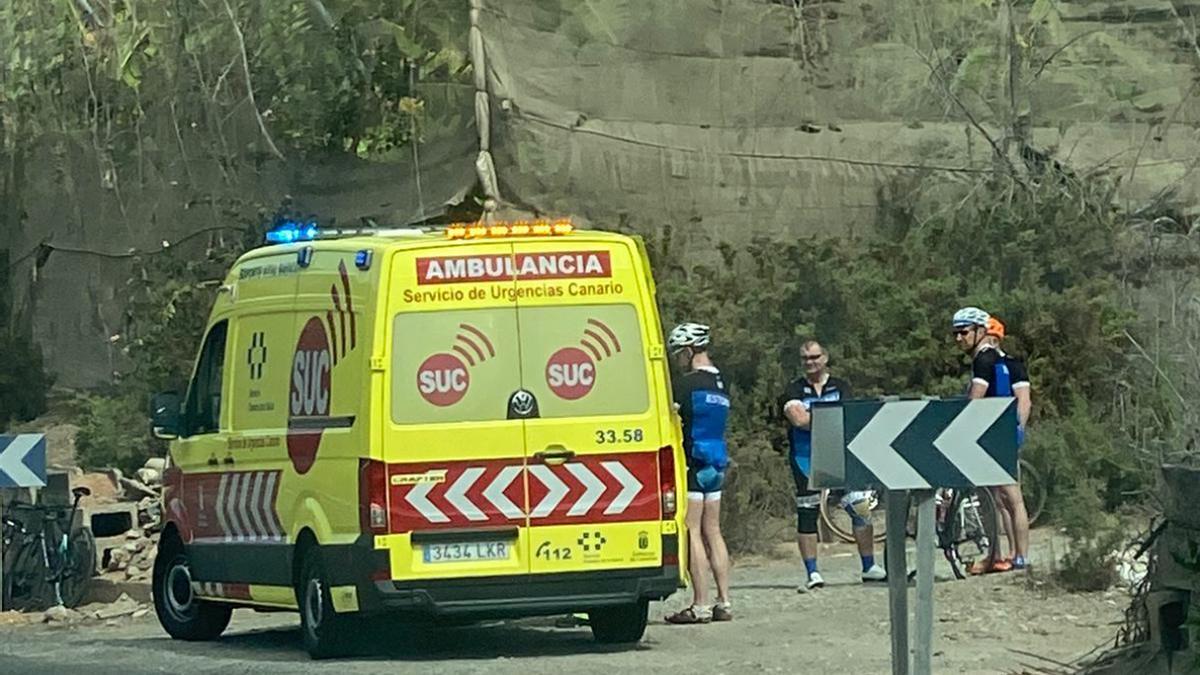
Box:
[221,0,285,161]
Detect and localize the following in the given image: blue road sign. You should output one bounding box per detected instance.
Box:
[0,434,47,488]
[811,398,1019,490]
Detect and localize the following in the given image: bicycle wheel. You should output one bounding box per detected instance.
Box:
[942,488,999,580]
[1019,459,1046,526]
[59,528,96,608]
[819,489,887,543]
[6,538,50,611]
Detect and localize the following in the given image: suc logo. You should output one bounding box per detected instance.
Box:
[545,319,621,400]
[417,324,495,407]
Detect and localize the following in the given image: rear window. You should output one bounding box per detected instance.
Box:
[391,308,520,424]
[391,303,650,424]
[517,303,648,418]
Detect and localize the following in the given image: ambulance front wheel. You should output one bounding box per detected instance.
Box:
[588,600,649,644]
[298,547,355,659]
[152,538,232,641]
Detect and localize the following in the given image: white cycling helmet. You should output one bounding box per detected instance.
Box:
[951,306,990,329]
[667,322,711,350]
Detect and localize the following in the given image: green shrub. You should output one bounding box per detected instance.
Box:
[74,394,157,475]
[0,252,52,429]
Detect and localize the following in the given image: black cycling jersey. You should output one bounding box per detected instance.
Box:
[971,345,1029,397]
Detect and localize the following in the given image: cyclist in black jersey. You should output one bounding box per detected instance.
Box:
[664,323,733,624]
[782,340,886,589]
[953,308,1033,572]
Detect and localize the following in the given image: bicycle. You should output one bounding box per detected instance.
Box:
[929,487,1000,579]
[2,487,96,610]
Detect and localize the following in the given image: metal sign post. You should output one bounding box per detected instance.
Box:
[0,434,48,612]
[812,399,1018,675]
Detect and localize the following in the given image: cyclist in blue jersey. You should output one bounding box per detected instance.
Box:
[952,308,1033,572]
[664,323,734,624]
[782,340,886,590]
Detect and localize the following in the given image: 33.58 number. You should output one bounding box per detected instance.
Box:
[595,428,644,444]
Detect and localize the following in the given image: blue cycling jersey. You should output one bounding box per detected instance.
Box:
[673,367,730,469]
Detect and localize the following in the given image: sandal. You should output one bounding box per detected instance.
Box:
[665,606,712,624]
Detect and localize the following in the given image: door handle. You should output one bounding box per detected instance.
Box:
[535,446,576,465]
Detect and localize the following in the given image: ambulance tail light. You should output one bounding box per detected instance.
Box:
[360,459,389,535]
[658,445,677,519]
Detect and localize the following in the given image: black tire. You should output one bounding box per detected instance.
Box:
[59,529,96,608]
[588,600,649,644]
[1020,459,1046,525]
[943,489,999,580]
[152,538,232,641]
[7,539,50,611]
[298,547,355,659]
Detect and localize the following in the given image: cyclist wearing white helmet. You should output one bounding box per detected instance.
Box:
[664,322,733,624]
[952,307,1033,572]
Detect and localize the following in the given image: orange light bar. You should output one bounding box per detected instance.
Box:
[445,218,574,239]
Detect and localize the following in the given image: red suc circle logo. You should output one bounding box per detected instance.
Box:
[546,347,596,400]
[288,317,332,474]
[417,352,470,406]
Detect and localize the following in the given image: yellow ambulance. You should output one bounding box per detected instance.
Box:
[148,219,687,658]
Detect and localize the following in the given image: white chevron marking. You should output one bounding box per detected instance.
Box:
[847,401,931,489]
[215,474,231,541]
[263,472,283,540]
[601,461,643,515]
[934,398,1018,486]
[0,435,44,487]
[483,465,524,520]
[244,470,264,538]
[446,467,487,521]
[406,480,449,523]
[529,465,568,519]
[566,464,605,517]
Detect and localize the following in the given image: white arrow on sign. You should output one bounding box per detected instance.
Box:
[529,465,568,518]
[934,398,1017,486]
[0,434,45,487]
[566,463,605,517]
[483,466,524,520]
[847,401,932,490]
[445,467,487,521]
[406,480,450,523]
[601,461,643,515]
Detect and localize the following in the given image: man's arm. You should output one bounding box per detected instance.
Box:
[968,350,996,400]
[781,380,810,428]
[1009,359,1032,426]
[784,399,811,429]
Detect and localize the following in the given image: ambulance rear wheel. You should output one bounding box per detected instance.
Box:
[299,548,354,659]
[152,542,232,641]
[588,600,648,644]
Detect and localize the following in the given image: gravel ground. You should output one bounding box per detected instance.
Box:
[0,532,1126,674]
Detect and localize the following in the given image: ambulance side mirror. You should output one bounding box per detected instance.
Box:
[150,392,183,440]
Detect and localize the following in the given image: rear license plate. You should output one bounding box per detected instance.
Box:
[422,540,512,564]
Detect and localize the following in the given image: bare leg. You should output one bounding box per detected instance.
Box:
[999,484,1030,560]
[798,533,819,562]
[701,498,731,604]
[994,487,1015,559]
[685,498,709,607]
[853,523,876,559]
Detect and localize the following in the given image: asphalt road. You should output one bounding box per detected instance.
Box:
[0,537,1125,674]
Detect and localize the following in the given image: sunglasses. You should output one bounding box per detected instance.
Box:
[802,354,824,361]
[953,328,974,337]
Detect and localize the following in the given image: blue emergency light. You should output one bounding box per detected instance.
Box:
[265,221,319,245]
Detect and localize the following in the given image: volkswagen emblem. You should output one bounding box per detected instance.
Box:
[508,389,538,419]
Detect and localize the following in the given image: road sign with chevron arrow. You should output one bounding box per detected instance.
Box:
[811,398,1019,490]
